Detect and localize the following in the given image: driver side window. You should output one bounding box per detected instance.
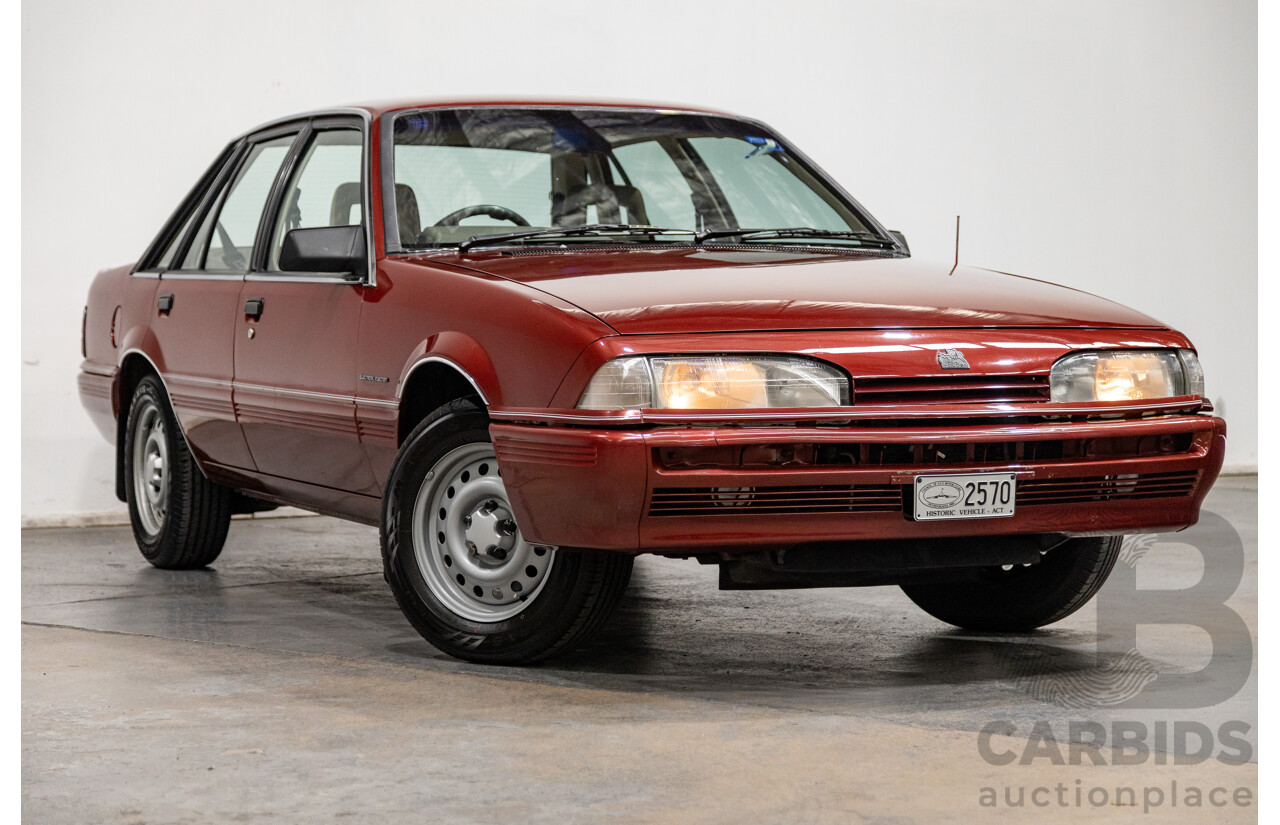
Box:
[268,128,363,270]
[181,135,295,272]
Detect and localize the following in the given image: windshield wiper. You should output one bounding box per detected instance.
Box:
[457,224,695,252]
[694,227,898,247]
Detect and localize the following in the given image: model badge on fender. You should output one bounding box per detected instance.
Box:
[936,348,971,370]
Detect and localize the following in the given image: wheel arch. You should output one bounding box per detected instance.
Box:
[113,349,166,502]
[396,339,497,445]
[394,353,488,445]
[112,346,212,501]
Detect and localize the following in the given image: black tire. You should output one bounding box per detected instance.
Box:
[123,375,232,569]
[381,398,632,664]
[900,535,1121,631]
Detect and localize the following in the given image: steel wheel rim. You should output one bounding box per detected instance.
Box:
[411,443,556,622]
[131,399,168,537]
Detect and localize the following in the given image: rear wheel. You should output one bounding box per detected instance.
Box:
[381,398,632,664]
[123,375,232,569]
[900,535,1121,631]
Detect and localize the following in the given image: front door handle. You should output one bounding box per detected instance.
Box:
[157,293,174,314]
[244,297,264,320]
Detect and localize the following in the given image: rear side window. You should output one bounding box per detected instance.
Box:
[154,207,199,271]
[136,145,235,272]
[182,135,295,271]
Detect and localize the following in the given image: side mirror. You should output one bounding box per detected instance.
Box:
[279,225,367,276]
[888,230,910,254]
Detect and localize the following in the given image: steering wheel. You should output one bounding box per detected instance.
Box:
[434,204,531,227]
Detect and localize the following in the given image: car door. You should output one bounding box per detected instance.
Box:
[149,131,300,470]
[232,119,379,494]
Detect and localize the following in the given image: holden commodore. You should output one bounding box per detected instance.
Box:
[78,100,1226,663]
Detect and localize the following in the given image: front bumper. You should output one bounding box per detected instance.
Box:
[489,409,1226,553]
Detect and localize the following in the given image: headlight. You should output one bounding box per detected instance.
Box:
[1049,349,1204,403]
[577,355,849,410]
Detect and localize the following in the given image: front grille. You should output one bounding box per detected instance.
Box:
[649,485,902,516]
[1018,471,1199,504]
[854,374,1050,405]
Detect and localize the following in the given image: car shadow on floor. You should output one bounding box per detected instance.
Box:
[383,561,1140,715]
[22,525,1186,716]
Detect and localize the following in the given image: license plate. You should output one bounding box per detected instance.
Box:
[913,472,1017,520]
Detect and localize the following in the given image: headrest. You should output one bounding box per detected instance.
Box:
[329,182,362,226]
[396,184,421,245]
[556,181,620,225]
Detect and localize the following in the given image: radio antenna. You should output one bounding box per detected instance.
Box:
[949,215,960,276]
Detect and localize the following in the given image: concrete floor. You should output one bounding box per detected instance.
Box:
[23,477,1256,824]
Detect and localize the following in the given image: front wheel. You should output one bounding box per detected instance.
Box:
[381,399,632,664]
[900,535,1121,631]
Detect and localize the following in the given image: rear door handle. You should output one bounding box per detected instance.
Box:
[157,293,174,314]
[244,297,264,320]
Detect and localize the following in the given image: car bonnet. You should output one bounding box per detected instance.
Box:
[438,248,1165,335]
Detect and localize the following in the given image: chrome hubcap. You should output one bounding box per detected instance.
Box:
[131,401,168,536]
[411,443,555,622]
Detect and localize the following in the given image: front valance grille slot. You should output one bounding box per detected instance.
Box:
[1018,471,1199,503]
[649,485,902,516]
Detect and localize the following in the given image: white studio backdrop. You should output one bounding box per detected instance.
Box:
[21,0,1257,521]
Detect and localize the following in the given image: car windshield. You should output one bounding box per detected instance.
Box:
[388,108,880,250]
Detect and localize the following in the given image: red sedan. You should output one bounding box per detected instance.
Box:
[78,100,1225,663]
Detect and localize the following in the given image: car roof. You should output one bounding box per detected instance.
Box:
[235,98,744,140]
